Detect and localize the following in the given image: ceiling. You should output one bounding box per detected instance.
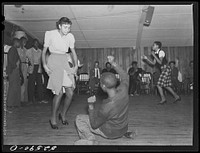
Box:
[4,5,193,48]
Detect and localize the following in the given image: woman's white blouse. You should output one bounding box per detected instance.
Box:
[44,29,75,54]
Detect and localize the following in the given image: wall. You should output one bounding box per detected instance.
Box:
[76,47,137,74]
[76,46,193,80]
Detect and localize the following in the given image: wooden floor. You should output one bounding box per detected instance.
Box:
[3,93,193,145]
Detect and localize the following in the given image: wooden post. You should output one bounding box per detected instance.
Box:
[135,5,148,68]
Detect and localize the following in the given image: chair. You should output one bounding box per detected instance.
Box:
[187,81,193,94]
[90,78,100,95]
[76,73,90,95]
[115,74,121,87]
[115,74,121,80]
[189,82,193,91]
[140,73,152,94]
[182,78,193,95]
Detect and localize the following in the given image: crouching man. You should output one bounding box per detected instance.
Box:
[74,56,134,145]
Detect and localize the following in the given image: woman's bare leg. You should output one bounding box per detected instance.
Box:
[50,89,63,124]
[164,86,179,99]
[157,85,166,103]
[60,87,74,121]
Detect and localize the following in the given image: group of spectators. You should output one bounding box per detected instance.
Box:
[83,59,193,96]
[4,31,50,109]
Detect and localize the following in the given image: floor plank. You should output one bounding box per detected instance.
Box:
[3,94,193,145]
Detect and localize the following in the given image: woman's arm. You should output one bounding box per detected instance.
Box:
[42,47,51,75]
[142,55,156,65]
[42,47,48,66]
[151,51,163,65]
[70,48,78,70]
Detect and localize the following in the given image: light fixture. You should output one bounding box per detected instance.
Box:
[14,5,22,8]
[14,5,25,13]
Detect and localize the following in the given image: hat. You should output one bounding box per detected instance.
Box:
[13,31,28,40]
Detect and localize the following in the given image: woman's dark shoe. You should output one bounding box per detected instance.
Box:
[59,113,69,125]
[173,96,181,103]
[123,131,135,139]
[49,120,58,129]
[157,100,167,105]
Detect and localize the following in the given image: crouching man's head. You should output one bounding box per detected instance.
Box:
[100,72,117,92]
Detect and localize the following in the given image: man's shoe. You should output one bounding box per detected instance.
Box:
[157,100,167,105]
[173,96,181,103]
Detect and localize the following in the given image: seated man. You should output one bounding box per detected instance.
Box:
[74,56,134,145]
[169,61,181,94]
[88,61,101,94]
[183,60,193,94]
[102,62,117,74]
[128,61,140,96]
[137,68,147,94]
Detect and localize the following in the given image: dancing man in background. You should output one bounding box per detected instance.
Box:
[142,41,181,104]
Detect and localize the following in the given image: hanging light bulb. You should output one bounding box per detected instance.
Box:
[21,7,25,13]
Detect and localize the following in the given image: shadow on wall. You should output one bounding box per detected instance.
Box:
[3,21,42,49]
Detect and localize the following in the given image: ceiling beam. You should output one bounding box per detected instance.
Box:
[29,28,192,33]
[5,12,192,22]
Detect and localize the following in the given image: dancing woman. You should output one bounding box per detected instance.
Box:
[42,17,78,129]
[142,41,181,104]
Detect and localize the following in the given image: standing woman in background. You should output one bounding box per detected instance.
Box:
[42,17,78,129]
[6,38,23,107]
[18,36,29,104]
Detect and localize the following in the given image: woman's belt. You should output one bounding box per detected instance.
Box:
[21,61,32,66]
[51,52,70,55]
